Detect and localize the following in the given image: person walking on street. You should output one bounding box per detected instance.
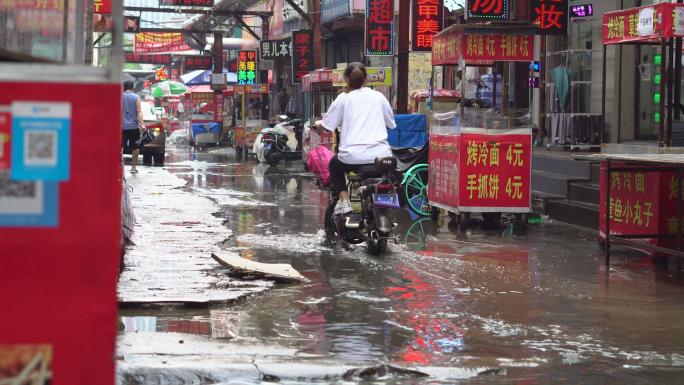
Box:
[122,81,145,174]
[276,88,289,115]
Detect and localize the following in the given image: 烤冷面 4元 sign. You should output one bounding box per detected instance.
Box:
[365,0,394,56]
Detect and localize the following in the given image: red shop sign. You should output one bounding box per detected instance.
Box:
[602,4,684,45]
[531,0,568,35]
[428,130,532,211]
[185,55,213,71]
[412,0,443,51]
[0,108,10,169]
[135,33,191,54]
[432,30,534,65]
[292,31,313,83]
[467,0,508,20]
[124,52,172,65]
[93,0,111,14]
[365,0,394,56]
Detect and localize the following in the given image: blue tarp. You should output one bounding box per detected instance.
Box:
[388,114,427,148]
[191,122,221,140]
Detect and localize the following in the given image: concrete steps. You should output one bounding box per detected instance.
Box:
[531,151,600,229]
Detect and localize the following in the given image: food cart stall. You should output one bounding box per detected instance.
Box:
[428,24,536,230]
[410,88,461,115]
[0,1,124,382]
[233,83,270,158]
[179,85,233,148]
[598,3,684,275]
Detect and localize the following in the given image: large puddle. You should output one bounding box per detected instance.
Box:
[118,147,684,384]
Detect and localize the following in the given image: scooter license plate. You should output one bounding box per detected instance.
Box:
[373,193,400,209]
[263,143,272,150]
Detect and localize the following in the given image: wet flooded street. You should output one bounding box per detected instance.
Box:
[118,147,684,385]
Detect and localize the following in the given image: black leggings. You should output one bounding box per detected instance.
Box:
[329,155,371,194]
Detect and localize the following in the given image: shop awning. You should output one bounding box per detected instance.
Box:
[432,24,537,66]
[603,3,684,45]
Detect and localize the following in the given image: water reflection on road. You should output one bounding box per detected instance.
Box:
[119,147,684,384]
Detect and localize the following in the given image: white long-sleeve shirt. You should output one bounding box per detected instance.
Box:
[321,87,396,165]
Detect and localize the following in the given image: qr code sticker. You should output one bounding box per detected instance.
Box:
[24,130,57,166]
[0,171,43,215]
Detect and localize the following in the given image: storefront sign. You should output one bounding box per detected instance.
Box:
[365,0,394,56]
[283,0,307,22]
[160,0,213,7]
[637,7,655,37]
[124,52,172,65]
[432,30,534,65]
[675,6,684,36]
[428,130,531,211]
[412,0,443,51]
[237,50,257,85]
[603,4,684,44]
[260,38,292,60]
[234,84,270,94]
[0,108,9,170]
[321,0,352,24]
[331,67,392,87]
[185,55,213,70]
[214,93,224,123]
[11,102,71,182]
[94,15,139,33]
[135,33,191,54]
[155,67,168,81]
[467,0,508,20]
[124,16,140,33]
[598,164,684,249]
[93,0,110,14]
[292,31,314,83]
[570,3,592,18]
[532,0,568,35]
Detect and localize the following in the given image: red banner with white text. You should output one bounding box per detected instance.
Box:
[135,33,191,53]
[432,29,534,65]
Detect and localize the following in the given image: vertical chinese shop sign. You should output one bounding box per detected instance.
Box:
[531,0,569,35]
[292,31,313,84]
[238,50,257,85]
[412,0,443,51]
[428,134,461,209]
[365,0,394,56]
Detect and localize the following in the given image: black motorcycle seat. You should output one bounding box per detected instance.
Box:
[362,178,384,186]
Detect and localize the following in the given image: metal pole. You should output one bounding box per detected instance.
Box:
[605,160,611,267]
[659,39,666,147]
[397,0,410,113]
[667,38,674,146]
[678,168,682,279]
[602,45,607,144]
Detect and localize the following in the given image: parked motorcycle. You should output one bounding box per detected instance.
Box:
[253,115,302,166]
[323,157,400,256]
